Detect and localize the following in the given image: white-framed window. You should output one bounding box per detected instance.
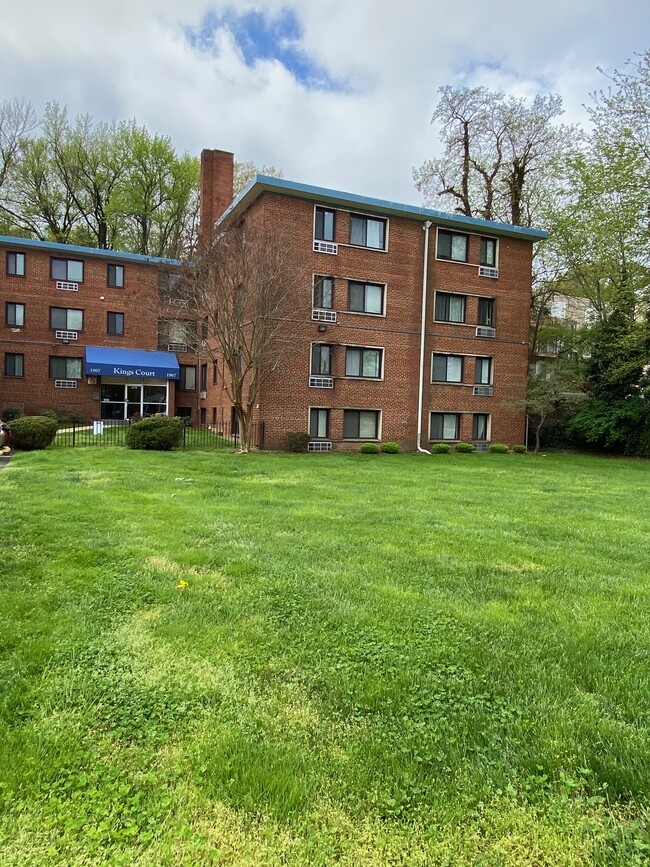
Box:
[480,237,497,267]
[349,214,387,250]
[348,281,384,315]
[6,302,25,327]
[343,409,380,440]
[345,346,382,378]
[51,258,84,283]
[437,230,468,262]
[50,307,83,331]
[475,357,493,385]
[435,292,466,323]
[430,412,460,440]
[313,275,334,309]
[477,297,495,326]
[311,343,332,376]
[315,207,335,242]
[309,408,330,439]
[473,413,490,441]
[6,251,25,277]
[432,354,463,383]
[49,356,82,379]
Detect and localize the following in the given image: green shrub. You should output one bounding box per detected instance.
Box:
[57,410,84,426]
[432,443,450,454]
[455,442,475,453]
[285,432,311,452]
[8,416,58,450]
[125,416,183,451]
[512,444,527,454]
[3,408,22,422]
[381,442,401,454]
[38,409,59,424]
[359,443,380,454]
[490,443,509,454]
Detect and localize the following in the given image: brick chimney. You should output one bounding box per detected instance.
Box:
[199,149,234,246]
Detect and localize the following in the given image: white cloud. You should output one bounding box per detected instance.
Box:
[0,0,648,209]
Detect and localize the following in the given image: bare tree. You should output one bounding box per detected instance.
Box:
[0,97,37,190]
[181,221,309,452]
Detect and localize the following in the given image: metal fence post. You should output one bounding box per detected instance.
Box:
[72,420,76,448]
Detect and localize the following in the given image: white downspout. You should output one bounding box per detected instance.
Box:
[417,221,432,454]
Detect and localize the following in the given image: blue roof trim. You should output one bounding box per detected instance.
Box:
[219,175,548,240]
[0,234,182,266]
[84,346,180,380]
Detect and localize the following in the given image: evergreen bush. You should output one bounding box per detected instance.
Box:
[455,442,475,453]
[489,443,509,454]
[512,444,527,454]
[381,442,401,454]
[8,416,58,450]
[125,416,183,451]
[359,443,380,454]
[285,432,311,452]
[432,443,450,454]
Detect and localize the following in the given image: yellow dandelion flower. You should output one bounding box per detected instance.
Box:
[177,580,189,589]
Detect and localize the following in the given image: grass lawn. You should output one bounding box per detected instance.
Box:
[1,447,649,865]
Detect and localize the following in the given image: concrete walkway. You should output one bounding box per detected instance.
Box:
[0,448,12,470]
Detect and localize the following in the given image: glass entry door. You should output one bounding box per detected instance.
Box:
[100,381,168,419]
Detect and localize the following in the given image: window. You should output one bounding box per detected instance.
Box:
[50,307,83,331]
[432,354,463,383]
[6,252,25,277]
[473,414,490,441]
[51,258,84,282]
[4,353,24,377]
[480,238,497,267]
[475,357,493,384]
[311,344,332,376]
[313,276,334,309]
[107,312,124,335]
[345,347,382,378]
[158,319,198,350]
[437,230,468,262]
[435,292,466,323]
[430,412,460,440]
[212,361,218,384]
[348,281,384,315]
[343,409,380,439]
[6,302,25,327]
[107,264,124,288]
[349,214,386,250]
[49,357,82,379]
[179,365,196,391]
[315,207,335,242]
[309,408,330,439]
[478,297,495,327]
[200,364,208,392]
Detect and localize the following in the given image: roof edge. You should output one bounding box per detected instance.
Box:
[0,234,182,266]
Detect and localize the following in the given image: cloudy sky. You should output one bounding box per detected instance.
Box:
[2,1,649,206]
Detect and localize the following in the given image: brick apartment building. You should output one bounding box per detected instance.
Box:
[201,150,547,451]
[1,148,546,450]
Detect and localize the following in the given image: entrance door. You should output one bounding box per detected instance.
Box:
[101,381,168,419]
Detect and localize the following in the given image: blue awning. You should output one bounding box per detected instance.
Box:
[85,346,180,380]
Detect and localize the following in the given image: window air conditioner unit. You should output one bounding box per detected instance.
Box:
[313,240,338,255]
[473,385,493,396]
[167,343,188,352]
[308,441,332,451]
[473,442,490,452]
[309,376,334,389]
[478,266,499,279]
[475,326,496,338]
[312,309,337,323]
[87,376,97,385]
[56,330,78,340]
[56,281,79,291]
[55,380,78,388]
[199,390,207,400]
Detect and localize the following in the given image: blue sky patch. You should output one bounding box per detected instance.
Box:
[186,8,344,92]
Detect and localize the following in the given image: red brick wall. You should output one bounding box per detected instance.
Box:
[199,149,234,247]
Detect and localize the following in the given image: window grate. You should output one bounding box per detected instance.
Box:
[473,441,490,452]
[55,379,78,388]
[473,385,494,396]
[308,440,332,451]
[55,330,78,340]
[478,266,499,279]
[167,343,188,352]
[309,376,334,389]
[475,326,496,338]
[313,240,338,255]
[312,309,337,323]
[56,281,79,291]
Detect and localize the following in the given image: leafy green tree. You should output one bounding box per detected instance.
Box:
[233,160,283,197]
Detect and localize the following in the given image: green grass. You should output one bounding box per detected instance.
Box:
[1,448,649,865]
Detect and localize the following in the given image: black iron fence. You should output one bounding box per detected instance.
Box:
[52,419,265,450]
